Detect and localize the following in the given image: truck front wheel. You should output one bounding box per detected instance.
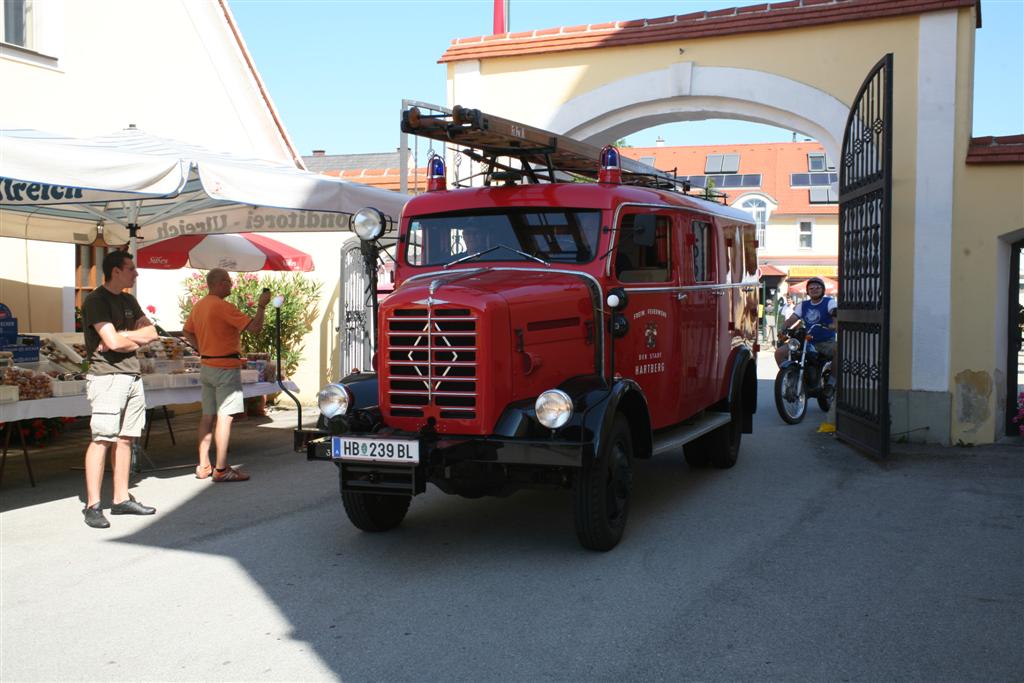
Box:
[340,485,411,532]
[574,416,633,551]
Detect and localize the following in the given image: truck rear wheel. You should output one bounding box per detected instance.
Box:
[684,401,742,470]
[574,416,633,551]
[340,476,411,532]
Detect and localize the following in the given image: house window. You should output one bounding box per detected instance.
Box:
[739,198,768,247]
[686,174,761,189]
[808,153,826,172]
[791,172,838,187]
[705,153,740,174]
[808,186,839,204]
[2,0,33,49]
[637,156,656,166]
[799,221,813,249]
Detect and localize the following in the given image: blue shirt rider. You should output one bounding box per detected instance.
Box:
[774,277,838,368]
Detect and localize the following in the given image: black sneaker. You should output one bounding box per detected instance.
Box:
[110,495,156,516]
[83,504,110,529]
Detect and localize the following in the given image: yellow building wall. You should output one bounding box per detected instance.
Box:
[949,163,1024,444]
[449,15,928,393]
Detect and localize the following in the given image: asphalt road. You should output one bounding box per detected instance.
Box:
[2,370,1021,682]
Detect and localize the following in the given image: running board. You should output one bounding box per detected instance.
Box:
[651,413,732,457]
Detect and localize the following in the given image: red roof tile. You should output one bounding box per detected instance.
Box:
[440,0,979,63]
[966,134,1024,164]
[621,141,839,215]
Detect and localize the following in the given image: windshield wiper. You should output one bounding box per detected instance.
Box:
[444,243,549,269]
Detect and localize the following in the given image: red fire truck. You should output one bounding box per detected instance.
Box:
[295,106,759,550]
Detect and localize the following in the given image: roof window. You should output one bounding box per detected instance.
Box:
[705,153,740,174]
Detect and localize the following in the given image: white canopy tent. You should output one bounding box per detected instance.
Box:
[0,127,407,248]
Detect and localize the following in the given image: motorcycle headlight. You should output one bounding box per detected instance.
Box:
[318,383,352,419]
[535,389,573,429]
[788,339,801,352]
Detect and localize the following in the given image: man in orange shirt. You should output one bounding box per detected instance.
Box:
[183,268,271,482]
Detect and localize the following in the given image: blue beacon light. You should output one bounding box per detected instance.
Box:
[428,155,447,191]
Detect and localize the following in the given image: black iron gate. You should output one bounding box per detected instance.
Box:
[836,54,893,458]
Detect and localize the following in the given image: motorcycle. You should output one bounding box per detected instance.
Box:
[774,323,835,424]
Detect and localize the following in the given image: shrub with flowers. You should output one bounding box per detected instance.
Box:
[0,417,77,447]
[178,271,321,378]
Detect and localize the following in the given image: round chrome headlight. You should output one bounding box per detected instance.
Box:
[535,389,573,429]
[788,338,801,352]
[352,207,385,241]
[318,383,352,419]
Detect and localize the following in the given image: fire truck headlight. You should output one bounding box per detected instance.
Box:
[535,389,573,429]
[318,383,352,419]
[352,207,386,241]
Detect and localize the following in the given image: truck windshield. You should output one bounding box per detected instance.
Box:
[406,209,602,267]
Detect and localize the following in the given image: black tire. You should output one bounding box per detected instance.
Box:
[340,474,411,532]
[774,365,807,425]
[816,368,834,413]
[685,401,743,470]
[683,441,711,468]
[574,416,633,551]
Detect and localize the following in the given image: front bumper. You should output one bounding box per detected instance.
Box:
[294,427,586,468]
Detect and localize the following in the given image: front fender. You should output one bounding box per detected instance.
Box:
[491,375,653,461]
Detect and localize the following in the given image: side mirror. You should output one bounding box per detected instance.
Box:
[632,214,657,247]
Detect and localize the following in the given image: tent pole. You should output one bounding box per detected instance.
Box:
[128,223,140,296]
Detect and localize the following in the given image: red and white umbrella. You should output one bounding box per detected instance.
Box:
[788,276,838,296]
[137,232,314,272]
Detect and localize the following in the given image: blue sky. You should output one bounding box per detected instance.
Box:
[230,0,1024,156]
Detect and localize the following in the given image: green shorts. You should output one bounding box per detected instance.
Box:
[86,374,146,442]
[200,366,244,416]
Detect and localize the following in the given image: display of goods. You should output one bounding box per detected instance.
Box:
[72,342,88,359]
[142,374,170,390]
[239,369,259,384]
[168,372,201,388]
[0,351,12,369]
[0,385,17,403]
[50,377,87,397]
[1,366,54,400]
[39,339,82,371]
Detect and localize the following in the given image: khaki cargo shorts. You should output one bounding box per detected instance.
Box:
[200,366,244,416]
[86,374,146,443]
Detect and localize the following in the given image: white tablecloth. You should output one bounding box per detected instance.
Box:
[0,381,298,422]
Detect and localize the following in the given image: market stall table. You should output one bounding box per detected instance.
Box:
[0,381,298,486]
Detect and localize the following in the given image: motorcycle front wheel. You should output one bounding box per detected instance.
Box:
[774,365,807,424]
[817,368,835,413]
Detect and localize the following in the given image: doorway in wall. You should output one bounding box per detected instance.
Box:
[1007,239,1024,437]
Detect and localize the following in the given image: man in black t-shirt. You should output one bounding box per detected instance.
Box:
[79,251,160,528]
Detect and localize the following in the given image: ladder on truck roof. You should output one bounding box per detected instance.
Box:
[401,104,695,193]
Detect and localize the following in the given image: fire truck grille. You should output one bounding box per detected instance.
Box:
[386,308,478,419]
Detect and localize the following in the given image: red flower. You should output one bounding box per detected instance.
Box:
[146,305,157,314]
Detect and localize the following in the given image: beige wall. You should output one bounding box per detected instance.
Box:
[0,0,293,160]
[448,6,1024,444]
[1,0,341,401]
[448,14,925,393]
[950,162,1024,443]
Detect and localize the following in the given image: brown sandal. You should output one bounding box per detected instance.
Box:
[195,464,213,480]
[212,466,250,482]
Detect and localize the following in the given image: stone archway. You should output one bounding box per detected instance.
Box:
[544,63,849,160]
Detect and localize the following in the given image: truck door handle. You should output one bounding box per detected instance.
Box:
[713,290,725,297]
[676,292,688,301]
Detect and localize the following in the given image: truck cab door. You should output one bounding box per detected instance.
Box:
[678,216,718,416]
[612,210,679,429]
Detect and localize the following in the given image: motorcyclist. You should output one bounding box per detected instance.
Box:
[774,277,838,368]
